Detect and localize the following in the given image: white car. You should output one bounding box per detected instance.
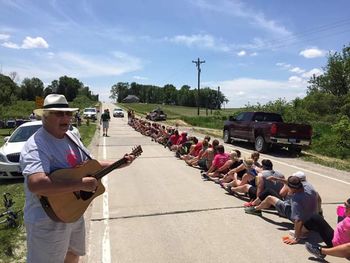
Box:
[113,108,124,117]
[0,121,81,179]
[83,108,97,120]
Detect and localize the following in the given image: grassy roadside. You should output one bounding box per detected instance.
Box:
[0,123,97,262]
[131,105,350,172]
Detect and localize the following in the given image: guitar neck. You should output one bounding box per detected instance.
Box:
[93,158,127,180]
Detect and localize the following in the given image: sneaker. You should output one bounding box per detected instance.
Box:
[289,230,308,240]
[201,172,209,179]
[305,242,325,259]
[244,206,262,216]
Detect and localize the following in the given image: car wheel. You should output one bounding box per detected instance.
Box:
[223,130,230,143]
[255,135,268,153]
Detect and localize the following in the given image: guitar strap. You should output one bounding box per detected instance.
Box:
[65,131,93,160]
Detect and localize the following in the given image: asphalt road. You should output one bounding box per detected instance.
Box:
[80,106,349,263]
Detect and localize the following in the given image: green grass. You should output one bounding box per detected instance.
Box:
[123,103,350,171]
[0,122,97,262]
[119,103,239,128]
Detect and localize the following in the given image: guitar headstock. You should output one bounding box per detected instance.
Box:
[130,145,143,158]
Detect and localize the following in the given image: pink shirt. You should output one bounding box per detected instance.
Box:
[332,216,350,246]
[212,153,229,169]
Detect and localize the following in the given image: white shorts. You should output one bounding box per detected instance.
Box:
[25,217,85,263]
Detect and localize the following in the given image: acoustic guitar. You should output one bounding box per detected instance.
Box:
[40,145,143,223]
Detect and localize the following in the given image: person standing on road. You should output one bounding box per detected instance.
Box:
[100,109,111,137]
[20,94,134,263]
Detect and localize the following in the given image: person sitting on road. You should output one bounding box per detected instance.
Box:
[251,151,263,172]
[231,159,285,207]
[196,139,219,171]
[245,175,319,246]
[206,150,240,182]
[304,197,350,260]
[202,145,229,179]
[181,135,210,161]
[166,130,180,149]
[185,139,210,167]
[170,132,188,152]
[221,158,256,191]
[176,136,198,158]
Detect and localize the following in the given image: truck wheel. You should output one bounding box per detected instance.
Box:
[288,146,302,155]
[255,136,268,153]
[223,130,230,143]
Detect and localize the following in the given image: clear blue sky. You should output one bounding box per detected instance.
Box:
[1,0,349,108]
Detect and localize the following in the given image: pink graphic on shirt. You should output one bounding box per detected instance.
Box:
[66,149,78,167]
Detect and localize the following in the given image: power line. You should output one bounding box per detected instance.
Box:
[247,18,350,52]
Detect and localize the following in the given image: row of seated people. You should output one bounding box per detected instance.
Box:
[129,116,350,261]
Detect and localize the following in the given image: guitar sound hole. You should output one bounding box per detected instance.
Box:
[80,191,94,200]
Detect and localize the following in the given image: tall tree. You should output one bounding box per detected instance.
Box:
[0,74,18,105]
[57,76,83,101]
[308,44,350,97]
[19,77,44,100]
[110,82,129,102]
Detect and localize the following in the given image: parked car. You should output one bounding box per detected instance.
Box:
[0,121,81,179]
[113,108,124,118]
[146,108,167,121]
[223,111,312,153]
[83,107,97,120]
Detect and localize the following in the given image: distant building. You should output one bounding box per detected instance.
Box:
[122,95,140,103]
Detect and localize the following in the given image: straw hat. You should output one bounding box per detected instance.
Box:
[34,94,79,116]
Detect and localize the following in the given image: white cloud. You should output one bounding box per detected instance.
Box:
[167,34,230,52]
[4,51,143,80]
[1,41,20,49]
[133,75,148,80]
[193,0,292,37]
[1,36,49,49]
[288,76,304,83]
[0,33,10,40]
[237,50,246,56]
[302,68,323,78]
[276,62,291,69]
[250,52,257,56]
[289,67,305,74]
[22,36,49,49]
[204,77,307,108]
[299,48,326,58]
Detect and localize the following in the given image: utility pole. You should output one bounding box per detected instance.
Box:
[192,58,205,115]
[217,86,220,109]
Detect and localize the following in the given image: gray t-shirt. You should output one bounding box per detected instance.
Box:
[261,170,284,193]
[290,181,318,222]
[20,127,90,223]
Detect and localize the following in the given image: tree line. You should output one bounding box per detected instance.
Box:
[109,82,228,109]
[0,74,99,106]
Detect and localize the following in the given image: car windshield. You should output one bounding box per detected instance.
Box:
[114,109,122,112]
[9,125,42,143]
[84,108,96,113]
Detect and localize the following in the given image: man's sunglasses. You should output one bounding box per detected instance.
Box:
[49,111,73,117]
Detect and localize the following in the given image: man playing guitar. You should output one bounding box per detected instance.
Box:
[20,94,135,263]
